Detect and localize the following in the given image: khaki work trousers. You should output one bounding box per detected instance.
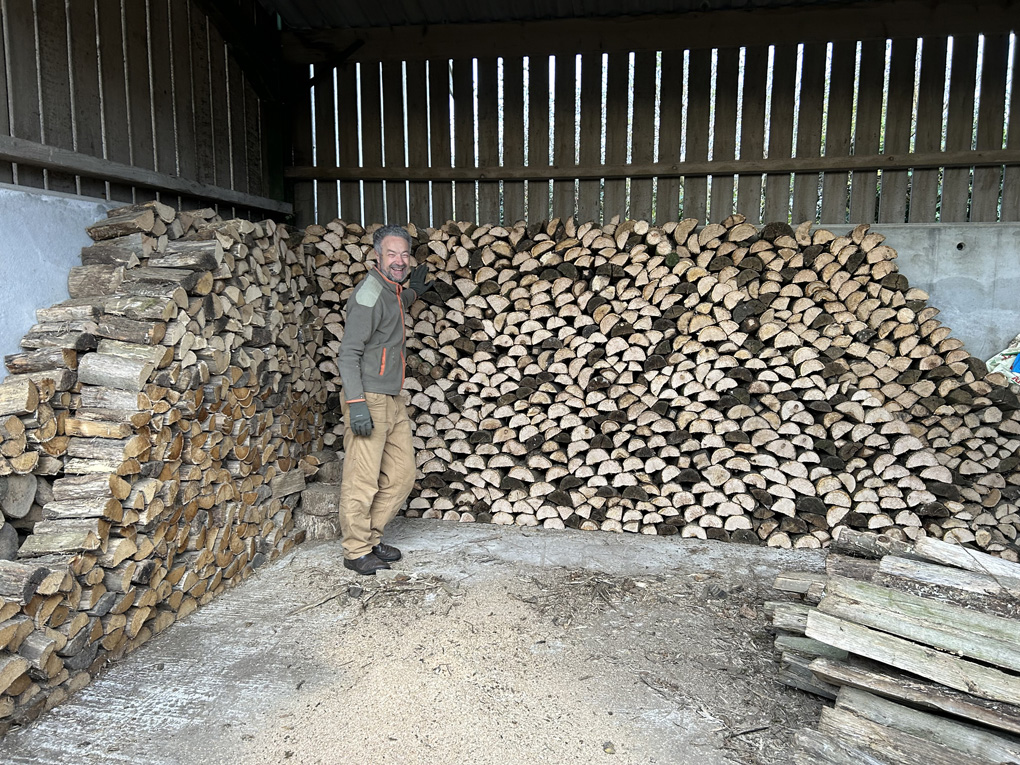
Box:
[338,392,416,559]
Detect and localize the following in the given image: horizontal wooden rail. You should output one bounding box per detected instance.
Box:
[0,135,291,215]
[287,148,1020,183]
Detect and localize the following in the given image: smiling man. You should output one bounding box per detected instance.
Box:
[336,224,431,575]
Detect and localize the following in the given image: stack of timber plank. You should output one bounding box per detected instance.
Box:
[0,201,324,732]
[304,215,1020,550]
[770,528,1020,763]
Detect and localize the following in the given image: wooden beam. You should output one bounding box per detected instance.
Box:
[0,135,291,214]
[190,0,282,103]
[286,147,1020,183]
[281,1,1019,64]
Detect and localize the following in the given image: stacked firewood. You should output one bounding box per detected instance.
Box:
[0,200,324,732]
[303,215,1020,555]
[770,528,1020,763]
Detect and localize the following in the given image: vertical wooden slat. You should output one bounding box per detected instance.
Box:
[124,0,154,178]
[657,49,683,223]
[819,41,855,224]
[711,47,740,222]
[147,0,179,202]
[551,53,576,220]
[405,60,430,227]
[601,52,628,222]
[576,52,601,224]
[169,2,195,185]
[878,38,917,223]
[848,40,886,224]
[207,24,231,193]
[909,36,947,222]
[476,57,500,223]
[629,51,656,221]
[36,0,75,192]
[188,8,215,187]
[737,46,768,223]
[427,59,453,224]
[228,58,247,195]
[313,64,338,222]
[97,0,132,200]
[452,58,474,222]
[940,35,978,222]
[1002,38,1020,222]
[287,65,314,228]
[526,55,551,222]
[382,60,407,224]
[501,55,525,225]
[685,49,712,223]
[243,82,263,198]
[791,42,826,223]
[0,5,11,183]
[972,33,1009,222]
[763,45,796,222]
[336,63,360,221]
[360,62,385,225]
[7,0,44,189]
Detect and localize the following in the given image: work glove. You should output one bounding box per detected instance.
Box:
[347,400,373,437]
[407,264,433,297]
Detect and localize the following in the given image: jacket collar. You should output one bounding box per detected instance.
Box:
[371,266,403,294]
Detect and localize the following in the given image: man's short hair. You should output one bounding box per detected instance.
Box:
[373,225,412,253]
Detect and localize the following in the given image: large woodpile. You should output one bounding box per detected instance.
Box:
[305,215,1020,555]
[0,201,324,731]
[770,528,1020,763]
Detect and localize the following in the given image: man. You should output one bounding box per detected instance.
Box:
[336,224,430,575]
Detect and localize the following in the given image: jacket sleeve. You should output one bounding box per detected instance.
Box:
[337,289,378,403]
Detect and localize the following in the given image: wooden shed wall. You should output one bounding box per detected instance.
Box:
[293,29,1019,229]
[0,0,285,218]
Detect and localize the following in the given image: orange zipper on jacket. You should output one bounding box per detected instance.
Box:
[379,347,387,376]
[373,267,408,387]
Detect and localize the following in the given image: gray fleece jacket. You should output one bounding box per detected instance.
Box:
[337,267,418,403]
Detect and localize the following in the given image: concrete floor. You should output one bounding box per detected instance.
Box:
[0,519,826,765]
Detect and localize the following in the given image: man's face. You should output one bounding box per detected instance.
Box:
[377,235,410,283]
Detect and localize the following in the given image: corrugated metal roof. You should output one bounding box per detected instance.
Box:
[257,0,855,30]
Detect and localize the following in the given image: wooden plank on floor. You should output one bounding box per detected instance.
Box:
[452,58,474,222]
[405,60,430,228]
[810,657,1020,737]
[835,686,1020,763]
[502,55,525,225]
[428,59,453,225]
[763,44,796,223]
[818,705,988,765]
[551,52,576,221]
[576,52,601,225]
[791,42,825,224]
[336,62,360,222]
[7,0,45,190]
[878,555,1020,599]
[737,46,768,223]
[908,35,947,222]
[360,61,385,225]
[601,52,628,223]
[382,60,407,225]
[476,57,500,223]
[629,51,656,221]
[313,64,338,222]
[971,33,1009,221]
[656,49,682,224]
[819,40,854,225]
[940,34,978,222]
[710,47,739,222]
[806,610,1020,706]
[848,39,886,224]
[36,0,76,193]
[878,37,916,223]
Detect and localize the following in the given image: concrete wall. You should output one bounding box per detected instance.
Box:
[0,185,115,372]
[821,223,1020,363]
